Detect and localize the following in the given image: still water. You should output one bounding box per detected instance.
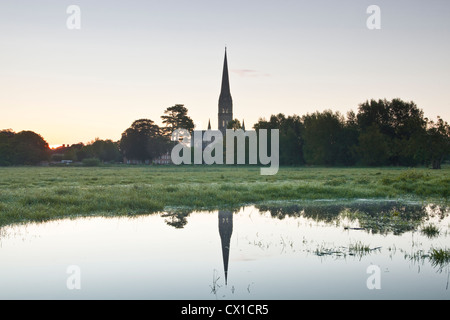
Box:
[0,200,449,299]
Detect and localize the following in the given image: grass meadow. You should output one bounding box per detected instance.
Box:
[0,165,448,227]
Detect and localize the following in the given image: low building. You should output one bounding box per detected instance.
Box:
[153,152,172,165]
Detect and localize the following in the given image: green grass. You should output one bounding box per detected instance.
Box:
[0,165,448,227]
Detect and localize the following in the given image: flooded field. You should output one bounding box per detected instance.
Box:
[0,200,449,299]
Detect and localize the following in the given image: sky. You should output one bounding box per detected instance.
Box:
[1,0,450,146]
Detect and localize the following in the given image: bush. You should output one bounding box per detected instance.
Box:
[82,158,101,167]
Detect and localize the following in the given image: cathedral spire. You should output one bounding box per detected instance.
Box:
[218,48,233,135]
[220,48,231,96]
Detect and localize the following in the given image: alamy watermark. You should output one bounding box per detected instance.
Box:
[66,265,81,290]
[66,5,81,30]
[171,129,279,175]
[367,5,381,30]
[64,5,381,32]
[366,264,381,290]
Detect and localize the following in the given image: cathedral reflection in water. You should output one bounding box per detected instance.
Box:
[218,210,233,285]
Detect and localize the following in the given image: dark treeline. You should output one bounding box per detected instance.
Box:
[254,98,450,169]
[0,130,123,166]
[1,99,449,168]
[51,139,122,165]
[0,104,193,166]
[0,130,50,166]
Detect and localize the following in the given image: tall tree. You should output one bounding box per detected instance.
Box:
[302,110,344,166]
[227,119,242,130]
[254,113,304,165]
[161,104,194,136]
[120,119,170,163]
[4,130,50,165]
[357,98,427,165]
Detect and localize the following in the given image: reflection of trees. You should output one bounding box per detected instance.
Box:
[256,203,340,222]
[255,201,449,236]
[161,210,193,229]
[425,203,450,221]
[161,208,240,229]
[342,206,422,235]
[160,202,448,235]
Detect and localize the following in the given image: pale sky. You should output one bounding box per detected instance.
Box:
[1,0,449,146]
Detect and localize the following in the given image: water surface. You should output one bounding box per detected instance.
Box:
[0,200,449,299]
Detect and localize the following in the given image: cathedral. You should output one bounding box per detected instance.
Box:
[217,51,234,286]
[154,48,238,165]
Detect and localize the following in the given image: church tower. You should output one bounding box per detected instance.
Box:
[218,48,233,135]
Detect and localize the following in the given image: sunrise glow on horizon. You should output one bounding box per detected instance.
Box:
[1,0,450,146]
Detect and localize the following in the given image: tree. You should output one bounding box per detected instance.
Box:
[336,112,359,166]
[277,114,304,165]
[91,139,121,163]
[355,124,390,166]
[120,119,170,163]
[70,143,86,161]
[424,117,450,169]
[227,119,242,130]
[161,104,194,136]
[356,98,427,165]
[0,129,15,166]
[1,130,50,165]
[254,113,304,165]
[302,110,345,166]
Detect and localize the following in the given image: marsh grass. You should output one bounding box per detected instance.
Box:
[348,241,372,254]
[314,241,380,259]
[421,224,440,238]
[209,269,222,295]
[429,248,450,269]
[407,248,450,272]
[0,165,448,227]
